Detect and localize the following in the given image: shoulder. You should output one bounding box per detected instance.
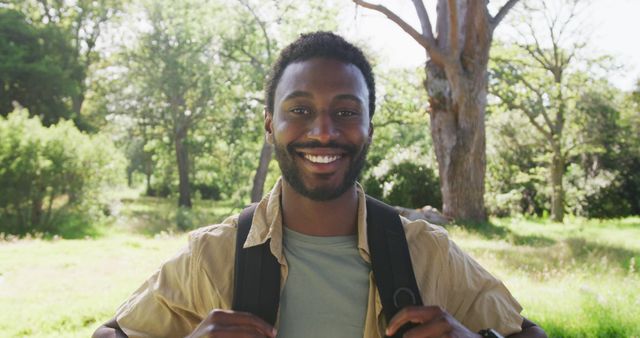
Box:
[401,217,452,255]
[186,214,239,267]
[189,214,238,241]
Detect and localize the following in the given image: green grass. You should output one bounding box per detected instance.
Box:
[1,193,638,337]
[0,234,186,338]
[448,217,640,337]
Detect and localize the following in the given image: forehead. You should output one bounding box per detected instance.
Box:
[274,58,369,104]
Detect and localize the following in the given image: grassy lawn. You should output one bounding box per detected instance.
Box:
[1,194,638,337]
[451,217,640,337]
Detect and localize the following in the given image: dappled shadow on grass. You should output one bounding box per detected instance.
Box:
[450,220,557,247]
[565,237,640,272]
[450,218,640,278]
[115,196,236,236]
[449,221,556,247]
[487,236,640,278]
[449,219,512,239]
[508,233,557,247]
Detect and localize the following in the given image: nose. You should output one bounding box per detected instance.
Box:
[307,112,338,144]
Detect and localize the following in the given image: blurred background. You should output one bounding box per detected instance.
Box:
[0,0,638,337]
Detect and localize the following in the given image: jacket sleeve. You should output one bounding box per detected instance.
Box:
[405,220,523,336]
[440,237,523,335]
[114,225,233,338]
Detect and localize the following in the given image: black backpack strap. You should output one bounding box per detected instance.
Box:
[232,203,280,326]
[366,195,423,337]
[231,197,422,335]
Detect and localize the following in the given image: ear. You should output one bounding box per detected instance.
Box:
[264,109,274,144]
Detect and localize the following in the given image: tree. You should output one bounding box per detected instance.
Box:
[362,67,441,208]
[221,0,279,203]
[6,0,124,129]
[491,0,591,222]
[123,0,223,208]
[0,9,80,125]
[353,0,520,221]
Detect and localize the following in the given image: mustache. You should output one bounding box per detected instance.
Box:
[287,140,357,154]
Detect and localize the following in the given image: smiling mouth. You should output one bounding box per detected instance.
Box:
[303,154,342,164]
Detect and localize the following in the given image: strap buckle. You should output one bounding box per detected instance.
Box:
[393,287,418,308]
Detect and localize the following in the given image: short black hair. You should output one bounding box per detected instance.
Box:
[265,31,376,118]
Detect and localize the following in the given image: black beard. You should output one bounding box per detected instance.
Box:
[273,139,369,201]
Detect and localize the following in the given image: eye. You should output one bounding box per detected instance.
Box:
[290,107,310,115]
[336,110,357,118]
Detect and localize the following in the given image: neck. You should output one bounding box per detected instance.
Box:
[280,180,359,236]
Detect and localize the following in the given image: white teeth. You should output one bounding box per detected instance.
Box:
[304,154,341,163]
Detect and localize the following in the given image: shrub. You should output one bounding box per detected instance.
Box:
[362,145,441,209]
[0,109,125,237]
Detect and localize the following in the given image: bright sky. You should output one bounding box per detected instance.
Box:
[341,0,640,91]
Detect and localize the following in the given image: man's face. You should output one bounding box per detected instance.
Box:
[266,58,372,201]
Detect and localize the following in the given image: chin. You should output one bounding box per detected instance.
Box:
[293,179,352,201]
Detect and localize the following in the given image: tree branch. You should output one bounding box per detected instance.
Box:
[410,0,435,42]
[491,0,520,31]
[237,0,273,63]
[447,0,459,58]
[518,102,552,141]
[353,0,447,66]
[514,73,556,131]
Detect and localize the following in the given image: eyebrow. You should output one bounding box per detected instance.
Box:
[282,91,364,106]
[282,91,313,102]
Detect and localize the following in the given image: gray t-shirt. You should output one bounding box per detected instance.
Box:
[277,226,370,338]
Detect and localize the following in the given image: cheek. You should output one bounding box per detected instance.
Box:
[350,125,371,144]
[273,121,299,142]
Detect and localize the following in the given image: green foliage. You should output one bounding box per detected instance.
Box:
[485,104,546,216]
[0,109,125,237]
[361,67,440,208]
[99,0,345,208]
[488,41,639,218]
[363,145,441,208]
[585,85,640,217]
[3,0,125,130]
[110,191,235,235]
[0,9,81,125]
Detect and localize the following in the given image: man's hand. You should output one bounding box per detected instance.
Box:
[386,306,480,338]
[185,309,277,338]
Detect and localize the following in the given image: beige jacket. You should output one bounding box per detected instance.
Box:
[116,178,523,337]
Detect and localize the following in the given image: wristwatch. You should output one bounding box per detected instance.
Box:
[479,329,505,338]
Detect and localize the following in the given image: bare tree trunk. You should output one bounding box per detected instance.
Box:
[31,196,43,229]
[72,93,84,117]
[145,167,152,195]
[250,140,273,202]
[175,134,192,208]
[126,167,133,187]
[426,60,487,221]
[550,148,564,222]
[353,0,520,222]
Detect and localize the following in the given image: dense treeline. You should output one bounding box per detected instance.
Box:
[0,0,638,236]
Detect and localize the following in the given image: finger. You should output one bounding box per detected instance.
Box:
[208,310,276,337]
[403,316,453,338]
[385,306,444,336]
[205,324,272,338]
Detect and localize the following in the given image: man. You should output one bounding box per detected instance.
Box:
[94,32,546,338]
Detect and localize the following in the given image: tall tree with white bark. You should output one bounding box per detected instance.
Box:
[353,0,520,221]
